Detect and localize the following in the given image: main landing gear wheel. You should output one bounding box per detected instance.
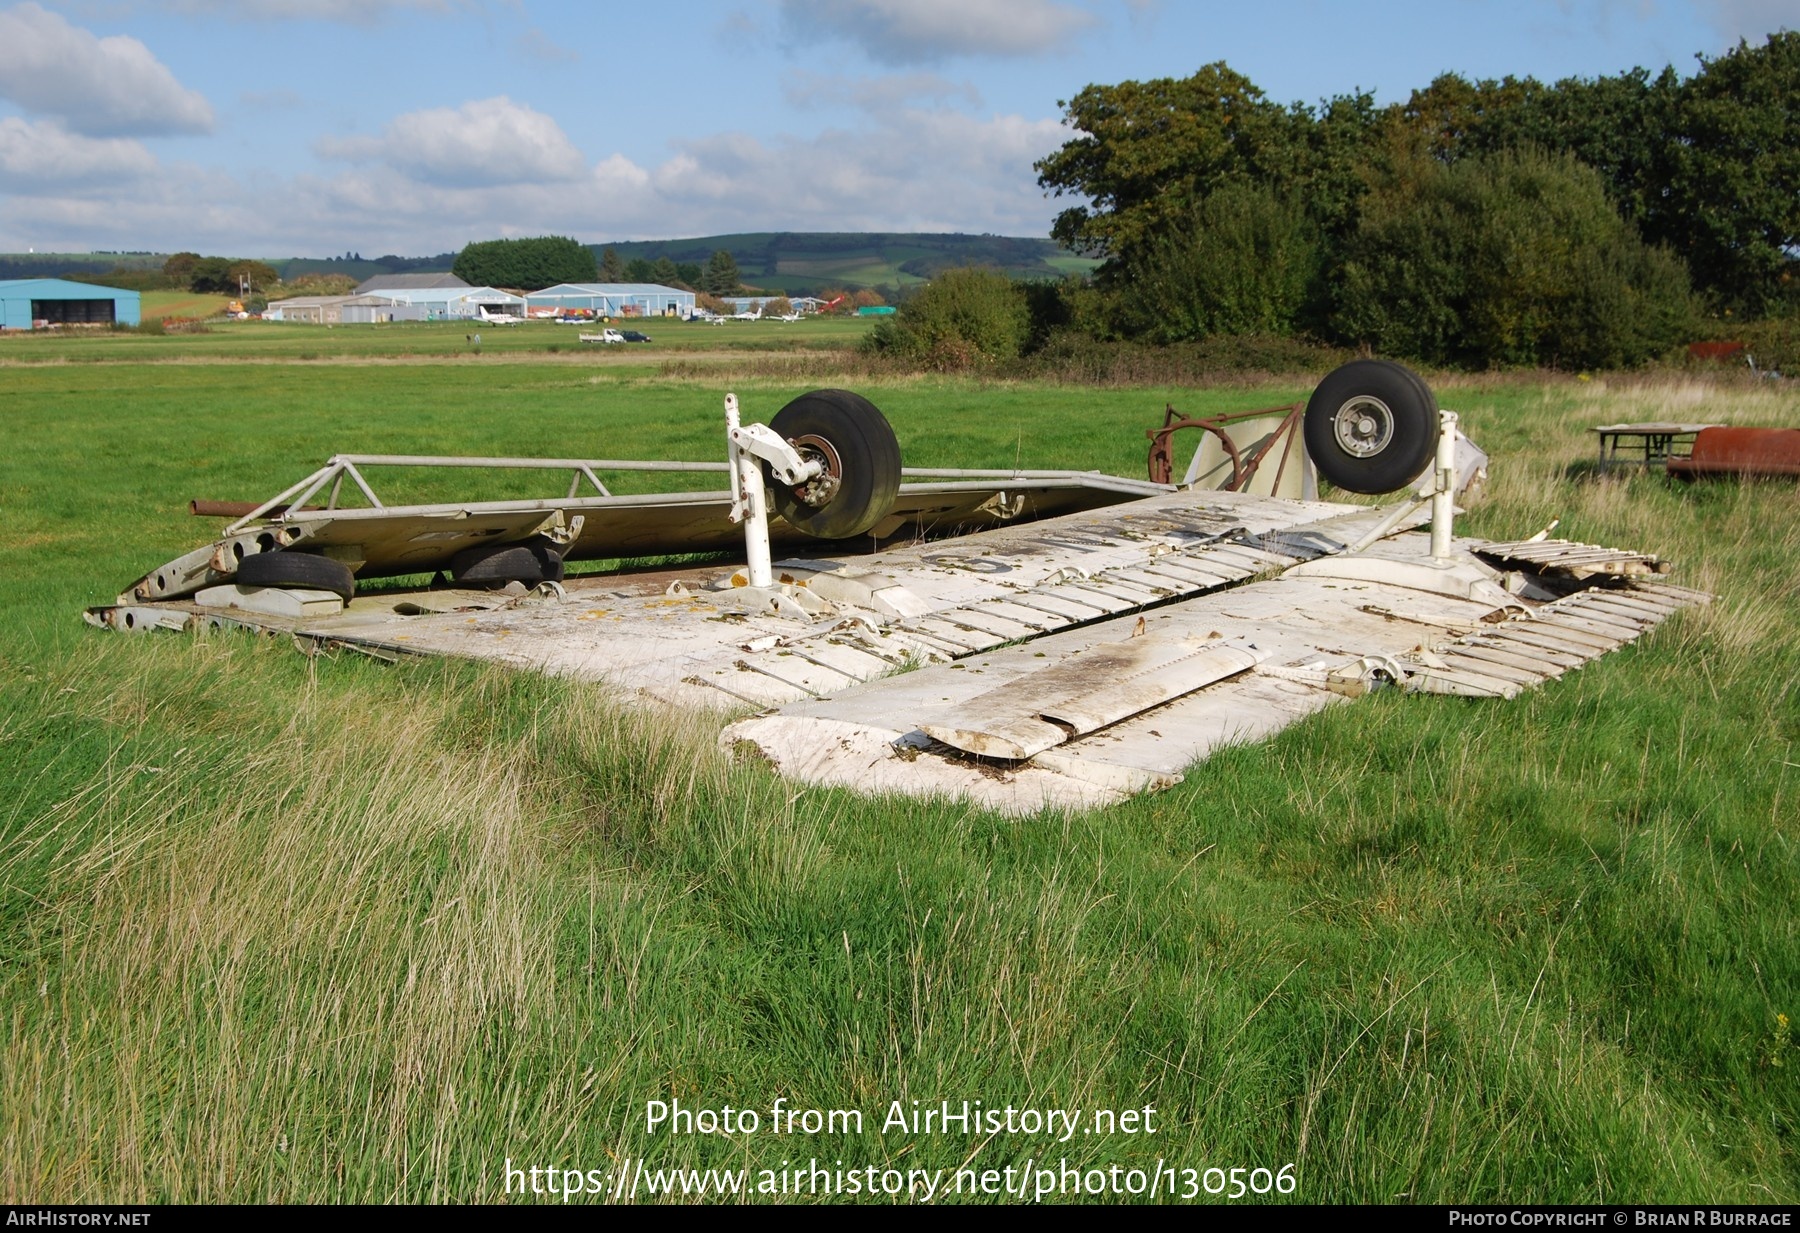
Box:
[1303,360,1438,494]
[234,550,356,601]
[450,540,565,587]
[767,389,902,540]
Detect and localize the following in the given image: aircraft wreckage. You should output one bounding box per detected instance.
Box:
[89,361,1709,813]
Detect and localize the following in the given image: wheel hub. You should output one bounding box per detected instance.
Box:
[1333,396,1395,458]
[789,433,843,507]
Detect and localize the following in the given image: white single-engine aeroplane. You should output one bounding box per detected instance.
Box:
[91,363,1706,813]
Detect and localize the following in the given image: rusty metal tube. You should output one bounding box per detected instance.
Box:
[190,500,321,517]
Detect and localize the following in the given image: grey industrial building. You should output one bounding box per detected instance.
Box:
[366,286,525,319]
[0,278,141,330]
[354,272,469,295]
[262,294,428,324]
[526,283,694,318]
[263,286,521,323]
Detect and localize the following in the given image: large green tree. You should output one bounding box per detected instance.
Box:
[452,236,597,291]
[1388,34,1800,314]
[1392,67,1681,228]
[186,256,233,293]
[162,252,200,284]
[1034,64,1383,303]
[1117,183,1318,343]
[1335,148,1694,368]
[1660,33,1800,315]
[704,249,742,295]
[1034,63,1308,268]
[1038,35,1800,321]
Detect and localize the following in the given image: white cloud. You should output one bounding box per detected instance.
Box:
[639,107,1067,235]
[593,152,653,197]
[0,2,213,136]
[0,101,1070,256]
[778,0,1098,63]
[2,182,260,254]
[316,97,587,188]
[783,69,983,110]
[1692,0,1796,41]
[0,116,157,189]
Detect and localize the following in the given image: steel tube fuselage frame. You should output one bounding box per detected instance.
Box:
[223,452,1169,536]
[134,449,1178,605]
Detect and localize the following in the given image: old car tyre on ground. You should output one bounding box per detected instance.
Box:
[234,549,356,601]
[1303,359,1439,494]
[767,389,903,539]
[450,540,565,587]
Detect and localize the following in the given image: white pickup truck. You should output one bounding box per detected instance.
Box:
[578,329,625,344]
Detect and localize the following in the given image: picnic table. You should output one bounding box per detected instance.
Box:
[1592,422,1722,473]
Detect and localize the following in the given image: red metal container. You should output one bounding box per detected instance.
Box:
[1667,427,1800,478]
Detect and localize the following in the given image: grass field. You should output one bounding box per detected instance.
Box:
[1,335,1797,1204]
[0,316,875,365]
[139,290,235,321]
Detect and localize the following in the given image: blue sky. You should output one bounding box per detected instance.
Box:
[0,0,1792,257]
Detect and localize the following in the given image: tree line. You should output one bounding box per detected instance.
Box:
[595,246,720,292]
[450,236,748,294]
[160,252,281,295]
[55,252,280,296]
[452,236,596,290]
[1022,32,1798,368]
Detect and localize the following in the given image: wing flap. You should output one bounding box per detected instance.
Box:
[920,635,1268,759]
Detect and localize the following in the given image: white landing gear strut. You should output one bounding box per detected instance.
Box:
[721,393,836,614]
[1346,410,1477,558]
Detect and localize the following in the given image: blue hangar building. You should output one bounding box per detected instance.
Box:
[0,278,141,330]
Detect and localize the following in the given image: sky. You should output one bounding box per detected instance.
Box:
[0,0,1793,258]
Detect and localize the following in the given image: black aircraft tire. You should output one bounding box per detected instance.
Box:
[767,389,902,540]
[450,541,565,587]
[1303,360,1439,494]
[234,550,356,601]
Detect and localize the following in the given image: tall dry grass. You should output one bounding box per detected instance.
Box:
[3,368,1796,1202]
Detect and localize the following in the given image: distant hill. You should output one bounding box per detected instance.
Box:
[0,252,165,281]
[274,253,457,281]
[591,232,1096,294]
[0,252,457,283]
[0,236,1092,295]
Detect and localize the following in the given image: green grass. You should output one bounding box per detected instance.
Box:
[1,345,1797,1203]
[0,315,878,365]
[139,290,234,320]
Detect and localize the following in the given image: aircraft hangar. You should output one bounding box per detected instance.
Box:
[0,278,141,330]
